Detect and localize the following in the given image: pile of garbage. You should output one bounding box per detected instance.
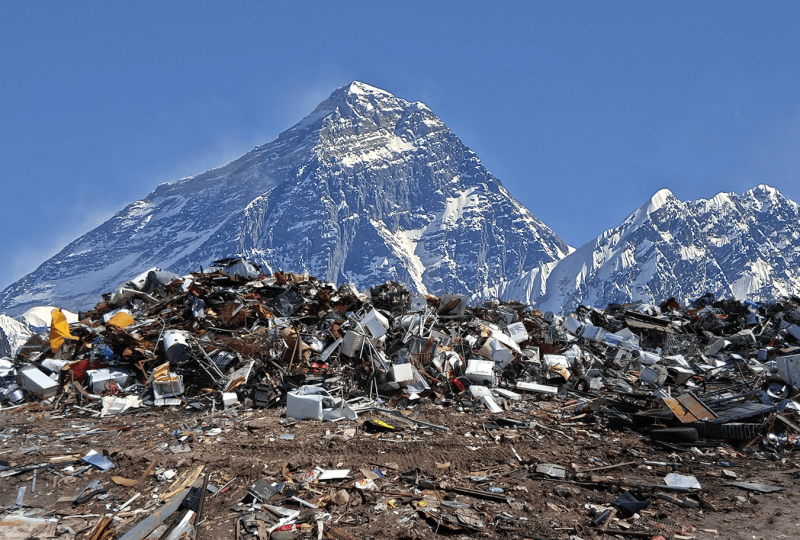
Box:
[3,258,800,538]
[2,258,800,449]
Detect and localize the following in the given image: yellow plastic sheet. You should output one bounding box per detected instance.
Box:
[49,308,77,350]
[107,311,135,329]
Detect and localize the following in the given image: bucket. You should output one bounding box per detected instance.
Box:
[163,330,190,365]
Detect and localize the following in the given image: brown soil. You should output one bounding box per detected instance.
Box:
[1,405,798,540]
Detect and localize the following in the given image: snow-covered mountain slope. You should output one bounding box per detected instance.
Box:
[0,81,570,316]
[486,185,800,313]
[0,314,32,357]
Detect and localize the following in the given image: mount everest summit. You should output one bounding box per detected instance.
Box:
[1,81,799,319]
[0,82,570,316]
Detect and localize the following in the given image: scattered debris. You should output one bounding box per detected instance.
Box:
[1,262,800,538]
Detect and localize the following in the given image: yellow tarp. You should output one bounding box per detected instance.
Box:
[49,308,77,350]
[107,311,135,329]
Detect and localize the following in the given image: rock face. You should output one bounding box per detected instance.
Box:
[0,82,570,316]
[0,314,32,357]
[3,81,797,318]
[488,185,800,313]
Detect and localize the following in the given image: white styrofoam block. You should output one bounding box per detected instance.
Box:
[515,381,558,394]
[494,388,521,400]
[222,392,239,409]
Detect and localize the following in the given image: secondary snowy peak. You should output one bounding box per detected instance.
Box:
[645,188,673,212]
[609,187,678,240]
[0,82,570,316]
[489,185,800,313]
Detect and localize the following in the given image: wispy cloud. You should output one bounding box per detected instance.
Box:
[0,205,117,291]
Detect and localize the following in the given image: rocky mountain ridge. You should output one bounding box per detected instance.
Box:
[1,82,798,318]
[485,184,800,312]
[0,82,570,316]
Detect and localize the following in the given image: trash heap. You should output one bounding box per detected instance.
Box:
[4,259,800,440]
[2,258,800,538]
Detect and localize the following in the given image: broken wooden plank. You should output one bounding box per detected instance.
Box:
[135,457,159,491]
[118,486,190,540]
[579,460,638,473]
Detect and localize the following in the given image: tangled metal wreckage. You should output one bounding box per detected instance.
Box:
[2,257,800,539]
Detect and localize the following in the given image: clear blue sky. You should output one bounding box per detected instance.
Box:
[2,1,800,291]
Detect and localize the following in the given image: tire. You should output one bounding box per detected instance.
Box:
[574,377,591,393]
[696,422,761,441]
[649,427,699,444]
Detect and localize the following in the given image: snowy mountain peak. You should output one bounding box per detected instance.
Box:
[751,183,779,197]
[312,81,410,116]
[0,82,569,316]
[649,188,673,208]
[343,80,394,97]
[744,183,798,212]
[621,187,676,232]
[489,185,800,313]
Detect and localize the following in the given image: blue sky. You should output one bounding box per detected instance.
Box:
[2,1,800,290]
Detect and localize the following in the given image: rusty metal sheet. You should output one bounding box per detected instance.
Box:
[661,393,716,423]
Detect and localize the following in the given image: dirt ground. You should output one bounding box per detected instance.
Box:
[1,402,798,540]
